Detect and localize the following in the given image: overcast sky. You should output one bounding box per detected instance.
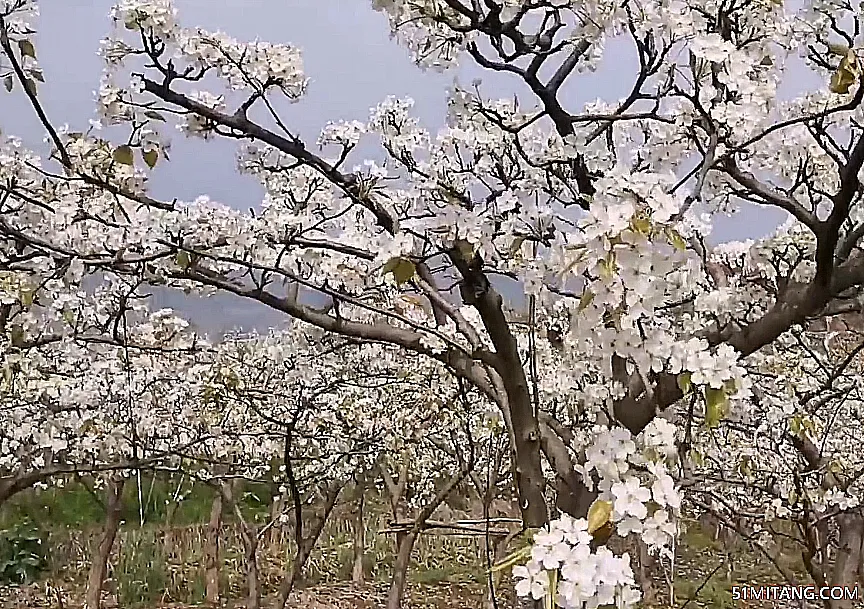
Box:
[7,1,815,333]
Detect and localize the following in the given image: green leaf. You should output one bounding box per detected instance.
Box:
[144,110,166,121]
[689,449,704,467]
[704,387,728,429]
[677,372,692,394]
[3,75,13,92]
[667,228,687,251]
[587,499,613,534]
[142,148,158,169]
[175,251,191,270]
[789,415,802,436]
[112,145,134,166]
[382,257,415,285]
[18,39,36,59]
[629,215,651,236]
[578,289,595,312]
[598,255,616,281]
[489,545,532,574]
[830,49,860,94]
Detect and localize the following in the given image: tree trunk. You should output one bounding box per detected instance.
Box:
[352,483,366,585]
[386,465,471,609]
[245,538,261,609]
[267,494,284,547]
[221,480,260,609]
[277,485,342,609]
[85,476,125,609]
[387,530,418,609]
[484,534,513,609]
[204,493,223,605]
[829,514,864,609]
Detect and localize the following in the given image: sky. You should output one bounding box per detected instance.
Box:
[6,0,811,334]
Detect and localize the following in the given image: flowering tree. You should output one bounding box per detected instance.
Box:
[0,271,205,506]
[3,0,864,606]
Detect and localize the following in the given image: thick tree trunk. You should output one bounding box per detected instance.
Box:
[204,493,223,605]
[85,476,125,609]
[387,530,417,609]
[451,252,548,528]
[277,485,342,609]
[829,514,864,609]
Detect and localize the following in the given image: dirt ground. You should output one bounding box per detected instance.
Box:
[0,581,515,609]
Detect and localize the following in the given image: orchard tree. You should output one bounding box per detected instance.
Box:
[192,324,498,608]
[3,0,864,607]
[0,270,206,504]
[678,234,864,603]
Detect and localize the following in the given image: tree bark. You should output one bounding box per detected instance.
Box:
[381,455,411,554]
[386,464,471,609]
[220,480,260,609]
[267,493,284,547]
[387,530,418,609]
[85,476,125,609]
[829,514,864,609]
[352,481,366,585]
[277,484,342,609]
[204,493,223,605]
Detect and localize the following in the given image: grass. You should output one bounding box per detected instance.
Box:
[0,479,821,609]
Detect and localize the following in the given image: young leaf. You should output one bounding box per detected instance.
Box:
[704,387,728,428]
[829,49,860,94]
[18,39,36,59]
[142,148,159,169]
[598,255,616,281]
[382,257,415,285]
[667,228,688,251]
[144,110,166,121]
[629,214,651,236]
[509,236,526,257]
[175,251,192,270]
[689,449,705,467]
[578,289,595,312]
[587,499,613,534]
[677,372,692,394]
[112,145,134,166]
[4,75,13,92]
